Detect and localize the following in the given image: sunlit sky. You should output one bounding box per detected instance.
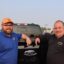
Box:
[0,0,64,28]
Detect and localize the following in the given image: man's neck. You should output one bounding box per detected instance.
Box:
[56,35,64,39]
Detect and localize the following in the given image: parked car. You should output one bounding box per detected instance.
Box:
[13,23,42,64]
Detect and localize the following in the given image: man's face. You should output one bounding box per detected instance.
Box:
[53,22,64,38]
[2,23,13,35]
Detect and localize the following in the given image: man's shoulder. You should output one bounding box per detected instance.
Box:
[0,31,3,36]
[12,32,20,35]
[41,33,55,41]
[12,32,21,38]
[42,33,51,38]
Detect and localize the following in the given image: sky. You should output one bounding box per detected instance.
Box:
[0,0,64,28]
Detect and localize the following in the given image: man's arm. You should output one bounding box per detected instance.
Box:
[21,34,31,46]
[35,33,51,45]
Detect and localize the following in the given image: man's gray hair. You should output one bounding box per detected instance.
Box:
[54,20,64,26]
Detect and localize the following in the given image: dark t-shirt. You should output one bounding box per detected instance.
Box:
[39,33,64,64]
[47,35,64,64]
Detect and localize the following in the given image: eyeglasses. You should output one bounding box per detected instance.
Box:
[2,24,13,26]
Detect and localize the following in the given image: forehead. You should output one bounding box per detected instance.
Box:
[54,22,64,27]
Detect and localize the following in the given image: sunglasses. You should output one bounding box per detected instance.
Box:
[2,24,13,26]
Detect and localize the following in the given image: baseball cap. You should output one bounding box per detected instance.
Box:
[2,18,13,24]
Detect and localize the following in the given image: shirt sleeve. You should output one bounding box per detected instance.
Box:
[16,33,22,40]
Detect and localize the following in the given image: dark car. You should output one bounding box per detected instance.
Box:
[13,23,42,64]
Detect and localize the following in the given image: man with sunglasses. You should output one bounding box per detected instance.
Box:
[0,18,31,64]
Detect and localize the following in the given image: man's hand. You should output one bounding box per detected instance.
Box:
[22,34,31,46]
[26,37,31,46]
[35,37,40,45]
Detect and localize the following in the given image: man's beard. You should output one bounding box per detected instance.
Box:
[3,29,13,35]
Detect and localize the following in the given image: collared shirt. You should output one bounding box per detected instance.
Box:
[47,35,64,64]
[0,31,21,64]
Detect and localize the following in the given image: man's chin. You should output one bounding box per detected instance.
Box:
[5,31,12,35]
